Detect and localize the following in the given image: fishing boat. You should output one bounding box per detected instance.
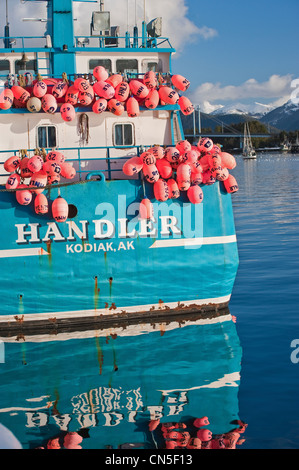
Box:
[242,121,256,159]
[0,0,239,334]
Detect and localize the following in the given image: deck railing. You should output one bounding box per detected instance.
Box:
[0,34,173,51]
[0,145,151,183]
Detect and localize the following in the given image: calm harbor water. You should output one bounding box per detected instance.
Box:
[0,152,299,450]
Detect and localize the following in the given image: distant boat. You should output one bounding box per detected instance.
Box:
[242,122,257,159]
[280,140,291,152]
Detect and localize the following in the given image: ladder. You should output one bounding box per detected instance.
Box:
[36,51,51,77]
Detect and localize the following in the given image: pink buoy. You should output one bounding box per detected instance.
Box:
[19,157,33,179]
[167,178,180,199]
[171,74,190,92]
[186,150,200,164]
[186,438,202,449]
[29,170,48,194]
[93,66,109,82]
[16,184,32,205]
[156,158,172,179]
[215,167,229,181]
[106,74,123,88]
[202,169,216,185]
[129,80,149,99]
[52,196,68,223]
[47,174,61,185]
[27,155,43,174]
[177,163,191,181]
[65,85,79,105]
[148,145,164,160]
[107,98,125,116]
[93,80,115,100]
[115,82,130,102]
[32,80,47,98]
[189,160,203,175]
[46,151,65,164]
[11,85,30,104]
[143,71,157,90]
[164,147,180,163]
[34,193,48,215]
[178,96,194,115]
[197,137,213,153]
[158,86,179,105]
[224,174,239,193]
[41,94,57,114]
[60,103,76,121]
[60,162,76,179]
[187,185,203,204]
[154,179,169,201]
[143,164,160,183]
[73,77,88,91]
[144,89,159,109]
[177,179,190,191]
[6,173,20,190]
[197,429,212,441]
[208,153,222,171]
[141,151,156,166]
[0,89,14,110]
[78,89,94,106]
[63,432,83,449]
[52,81,68,99]
[191,172,203,185]
[4,155,21,173]
[126,96,140,117]
[176,140,192,155]
[122,156,143,176]
[139,198,154,220]
[199,154,210,171]
[46,438,60,449]
[78,79,92,93]
[43,160,61,176]
[148,418,160,431]
[92,98,107,114]
[220,151,236,169]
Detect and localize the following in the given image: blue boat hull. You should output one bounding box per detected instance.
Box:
[0,177,239,331]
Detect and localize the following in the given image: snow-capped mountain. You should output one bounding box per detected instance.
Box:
[260,99,299,131]
[210,101,275,118]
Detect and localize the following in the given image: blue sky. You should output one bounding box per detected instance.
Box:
[173,0,299,111]
[1,0,298,112]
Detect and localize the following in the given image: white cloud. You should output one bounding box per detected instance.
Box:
[190,74,294,110]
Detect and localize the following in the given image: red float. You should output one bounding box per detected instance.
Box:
[52,196,69,223]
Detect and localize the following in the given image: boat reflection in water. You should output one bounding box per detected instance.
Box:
[0,309,246,449]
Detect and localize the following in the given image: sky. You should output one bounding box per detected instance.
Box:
[1,0,299,113]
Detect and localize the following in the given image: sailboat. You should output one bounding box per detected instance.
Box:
[242,122,257,159]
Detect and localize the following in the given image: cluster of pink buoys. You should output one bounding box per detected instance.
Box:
[3,150,75,222]
[149,417,247,449]
[35,432,83,449]
[0,68,194,120]
[123,137,239,217]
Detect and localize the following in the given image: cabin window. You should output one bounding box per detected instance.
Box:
[0,60,10,77]
[147,62,158,72]
[15,59,37,76]
[113,123,134,146]
[37,126,57,149]
[89,59,112,74]
[116,59,138,76]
